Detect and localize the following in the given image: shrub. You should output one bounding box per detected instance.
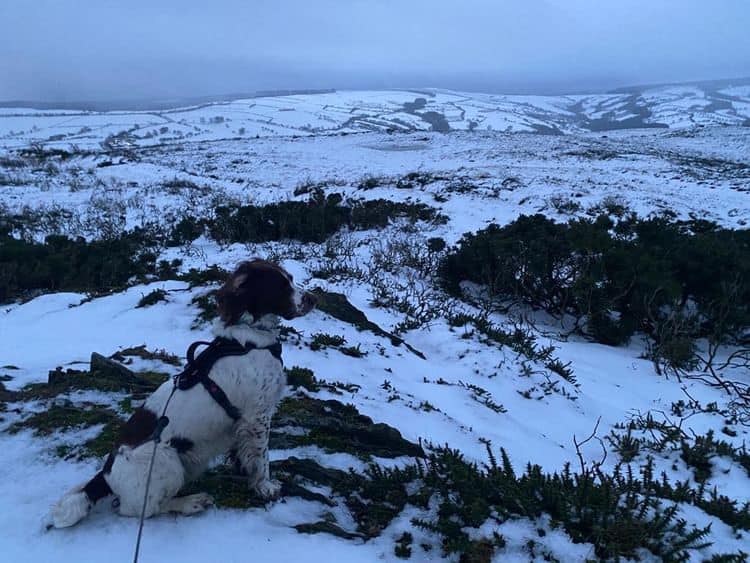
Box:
[310,333,346,351]
[440,214,750,370]
[0,229,159,303]
[176,191,447,246]
[136,288,168,308]
[338,445,728,561]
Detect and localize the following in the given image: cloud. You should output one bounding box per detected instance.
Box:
[0,0,748,100]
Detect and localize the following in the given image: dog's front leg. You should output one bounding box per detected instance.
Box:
[234,415,281,499]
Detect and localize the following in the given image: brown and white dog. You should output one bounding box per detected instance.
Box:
[50,260,317,528]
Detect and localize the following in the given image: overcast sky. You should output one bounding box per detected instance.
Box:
[1,0,749,102]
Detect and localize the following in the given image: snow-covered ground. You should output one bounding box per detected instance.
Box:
[1,86,750,561]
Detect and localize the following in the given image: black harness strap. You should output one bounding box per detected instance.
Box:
[175,336,282,422]
[201,376,241,421]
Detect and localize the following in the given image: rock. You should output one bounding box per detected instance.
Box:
[311,289,425,359]
[89,352,137,380]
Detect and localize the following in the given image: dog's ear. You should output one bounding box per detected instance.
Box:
[216,269,251,324]
[232,273,247,290]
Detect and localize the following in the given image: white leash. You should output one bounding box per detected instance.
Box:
[132,382,177,563]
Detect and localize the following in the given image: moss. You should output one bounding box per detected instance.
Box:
[118,397,134,413]
[8,402,119,438]
[21,366,167,401]
[273,456,349,489]
[271,396,423,459]
[180,464,268,509]
[284,367,360,396]
[180,457,347,509]
[180,457,344,510]
[81,420,123,458]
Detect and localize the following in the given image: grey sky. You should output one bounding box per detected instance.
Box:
[1,0,749,101]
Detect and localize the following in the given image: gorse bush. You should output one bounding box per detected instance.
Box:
[172,190,446,246]
[412,448,713,561]
[440,214,750,370]
[337,445,743,561]
[0,230,159,303]
[1,193,445,302]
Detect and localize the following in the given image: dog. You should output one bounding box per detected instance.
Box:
[50,259,317,528]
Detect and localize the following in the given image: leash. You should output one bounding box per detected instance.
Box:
[132,381,177,563]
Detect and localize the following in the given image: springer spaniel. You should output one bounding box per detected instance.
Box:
[50,260,317,528]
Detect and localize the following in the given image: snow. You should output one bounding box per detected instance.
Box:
[1,86,750,561]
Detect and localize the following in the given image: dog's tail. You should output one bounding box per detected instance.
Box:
[50,471,113,529]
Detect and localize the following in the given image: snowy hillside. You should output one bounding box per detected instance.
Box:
[1,79,750,151]
[1,82,750,562]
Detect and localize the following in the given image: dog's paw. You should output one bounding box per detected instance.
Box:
[253,479,282,500]
[50,491,91,529]
[166,493,215,516]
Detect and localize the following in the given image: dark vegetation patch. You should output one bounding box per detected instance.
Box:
[608,414,750,531]
[162,178,204,193]
[190,290,219,326]
[564,148,620,160]
[666,153,750,182]
[312,288,425,359]
[0,156,28,169]
[441,213,750,372]
[180,190,446,246]
[17,145,95,162]
[395,171,450,190]
[548,195,582,215]
[1,192,444,303]
[271,395,423,459]
[20,354,167,401]
[285,366,361,395]
[309,333,346,351]
[357,175,386,190]
[405,446,737,561]
[136,288,168,308]
[8,401,119,437]
[447,313,577,388]
[0,229,160,303]
[177,265,228,287]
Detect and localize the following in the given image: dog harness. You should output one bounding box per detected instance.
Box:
[175,337,283,422]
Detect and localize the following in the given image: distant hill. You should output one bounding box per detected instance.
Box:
[1,79,749,149]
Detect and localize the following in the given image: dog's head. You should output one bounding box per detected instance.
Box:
[216,260,317,325]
